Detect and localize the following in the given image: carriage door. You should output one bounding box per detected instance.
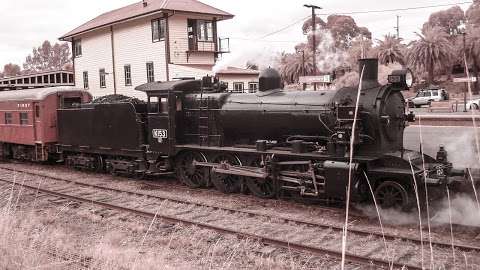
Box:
[33,102,41,142]
[147,93,176,155]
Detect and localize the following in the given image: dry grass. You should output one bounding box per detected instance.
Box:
[0,183,335,270]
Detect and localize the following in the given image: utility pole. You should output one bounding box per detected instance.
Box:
[304,4,322,90]
[394,15,400,39]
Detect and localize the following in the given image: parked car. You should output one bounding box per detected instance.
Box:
[467,98,480,110]
[408,88,448,108]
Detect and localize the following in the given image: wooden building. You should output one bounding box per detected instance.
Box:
[59,0,258,99]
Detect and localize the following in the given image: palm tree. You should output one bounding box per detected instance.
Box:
[376,34,405,65]
[279,50,316,84]
[407,26,454,84]
[466,27,480,94]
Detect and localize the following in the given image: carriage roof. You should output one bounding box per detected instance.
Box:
[0,87,90,101]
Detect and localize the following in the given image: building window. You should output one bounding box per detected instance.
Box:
[197,20,213,41]
[124,65,132,86]
[233,82,244,92]
[152,18,166,42]
[99,68,106,88]
[73,39,82,57]
[83,71,89,89]
[146,62,155,83]
[19,112,28,125]
[248,82,259,92]
[4,113,12,124]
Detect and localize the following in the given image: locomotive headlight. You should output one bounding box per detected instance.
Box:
[388,69,414,90]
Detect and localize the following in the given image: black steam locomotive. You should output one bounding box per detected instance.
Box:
[57,59,466,209]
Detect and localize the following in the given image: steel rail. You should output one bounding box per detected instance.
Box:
[1,165,479,254]
[0,176,420,270]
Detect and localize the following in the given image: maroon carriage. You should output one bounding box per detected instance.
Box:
[0,87,91,161]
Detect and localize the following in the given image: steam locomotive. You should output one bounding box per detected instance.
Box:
[0,59,468,209]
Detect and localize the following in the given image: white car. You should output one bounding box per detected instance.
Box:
[408,88,448,108]
[467,98,480,110]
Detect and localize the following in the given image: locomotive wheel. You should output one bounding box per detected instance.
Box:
[210,153,242,193]
[374,181,409,209]
[176,151,209,188]
[245,157,275,198]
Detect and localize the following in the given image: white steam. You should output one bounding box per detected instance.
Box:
[311,29,348,73]
[443,131,479,169]
[358,194,480,227]
[431,194,480,226]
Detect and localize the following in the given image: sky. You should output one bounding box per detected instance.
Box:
[0,0,473,69]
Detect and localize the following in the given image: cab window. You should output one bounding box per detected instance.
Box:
[149,97,168,114]
[432,90,439,96]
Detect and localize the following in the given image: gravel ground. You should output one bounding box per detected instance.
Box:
[1,162,480,269]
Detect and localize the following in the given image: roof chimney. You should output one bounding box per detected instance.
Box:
[142,0,148,7]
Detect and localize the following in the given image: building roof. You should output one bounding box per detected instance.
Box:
[60,0,234,40]
[176,64,260,75]
[0,87,90,101]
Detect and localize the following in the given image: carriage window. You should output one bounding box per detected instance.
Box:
[35,105,40,118]
[4,113,12,124]
[19,112,28,125]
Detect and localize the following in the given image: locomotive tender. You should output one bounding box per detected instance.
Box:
[0,59,467,209]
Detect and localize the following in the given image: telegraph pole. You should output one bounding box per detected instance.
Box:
[395,15,400,39]
[304,4,322,90]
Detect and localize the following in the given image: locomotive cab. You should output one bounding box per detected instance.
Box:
[135,80,201,156]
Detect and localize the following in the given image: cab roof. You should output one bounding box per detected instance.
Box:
[0,87,90,101]
[135,80,201,95]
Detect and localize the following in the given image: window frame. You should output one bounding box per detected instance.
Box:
[73,39,82,58]
[4,112,12,125]
[233,82,244,92]
[83,71,89,89]
[99,68,106,88]
[248,82,259,92]
[197,20,214,42]
[146,62,155,83]
[124,65,132,86]
[19,112,28,125]
[151,18,166,43]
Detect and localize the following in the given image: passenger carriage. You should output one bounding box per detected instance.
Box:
[0,87,91,161]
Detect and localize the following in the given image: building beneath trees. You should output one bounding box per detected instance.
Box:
[59,0,259,99]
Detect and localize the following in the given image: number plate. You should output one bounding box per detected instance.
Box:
[152,129,168,143]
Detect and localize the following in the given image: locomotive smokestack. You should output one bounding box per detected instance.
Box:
[259,68,282,92]
[358,58,380,89]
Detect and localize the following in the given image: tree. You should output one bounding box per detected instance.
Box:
[423,6,465,34]
[376,34,405,65]
[326,15,361,49]
[346,36,374,67]
[2,63,21,77]
[466,27,480,93]
[466,0,480,26]
[407,27,454,84]
[23,40,71,72]
[278,50,315,84]
[302,15,326,34]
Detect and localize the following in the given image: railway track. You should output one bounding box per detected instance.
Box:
[1,167,480,269]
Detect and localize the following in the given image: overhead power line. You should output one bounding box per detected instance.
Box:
[317,1,473,16]
[253,1,473,40]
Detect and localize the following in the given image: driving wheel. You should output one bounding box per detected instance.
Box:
[210,153,242,193]
[374,181,409,209]
[176,151,209,188]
